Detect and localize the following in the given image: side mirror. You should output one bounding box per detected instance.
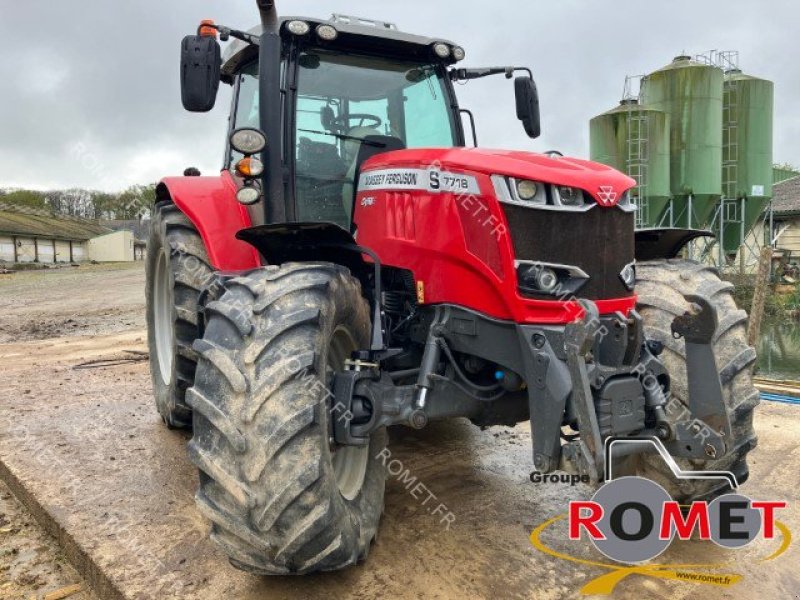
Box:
[180,35,221,112]
[515,76,541,139]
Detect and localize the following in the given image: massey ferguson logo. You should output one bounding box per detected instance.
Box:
[597,186,618,206]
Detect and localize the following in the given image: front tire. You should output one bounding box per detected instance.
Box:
[188,264,387,574]
[633,259,760,503]
[146,201,214,429]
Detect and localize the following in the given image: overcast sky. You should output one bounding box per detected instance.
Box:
[2,0,797,192]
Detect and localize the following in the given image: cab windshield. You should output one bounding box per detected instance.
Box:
[293,51,459,226]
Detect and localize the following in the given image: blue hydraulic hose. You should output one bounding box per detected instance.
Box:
[760,392,800,406]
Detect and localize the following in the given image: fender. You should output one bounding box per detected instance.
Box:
[635,228,714,262]
[237,222,370,277]
[157,171,261,270]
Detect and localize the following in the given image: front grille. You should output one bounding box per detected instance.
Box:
[503,205,635,300]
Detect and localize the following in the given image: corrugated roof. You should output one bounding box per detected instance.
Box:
[0,209,111,241]
[772,177,800,217]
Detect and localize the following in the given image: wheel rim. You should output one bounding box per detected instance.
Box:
[329,327,370,501]
[153,249,175,386]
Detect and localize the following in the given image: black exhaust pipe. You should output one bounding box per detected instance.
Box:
[256,0,285,223]
[256,0,278,32]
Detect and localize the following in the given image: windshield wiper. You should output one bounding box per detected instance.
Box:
[298,129,387,148]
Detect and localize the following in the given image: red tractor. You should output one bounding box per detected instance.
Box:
[146,1,758,575]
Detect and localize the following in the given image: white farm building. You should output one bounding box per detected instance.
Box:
[0,205,146,265]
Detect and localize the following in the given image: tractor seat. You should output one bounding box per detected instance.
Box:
[342,127,405,220]
[297,137,347,179]
[296,137,349,226]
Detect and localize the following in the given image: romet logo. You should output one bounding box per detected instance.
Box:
[570,477,784,561]
[529,440,791,594]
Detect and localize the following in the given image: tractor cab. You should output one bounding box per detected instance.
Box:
[255,45,459,227]
[181,12,540,228]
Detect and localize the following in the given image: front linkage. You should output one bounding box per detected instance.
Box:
[331,296,733,483]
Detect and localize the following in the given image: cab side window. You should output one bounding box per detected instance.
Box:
[230,62,260,167]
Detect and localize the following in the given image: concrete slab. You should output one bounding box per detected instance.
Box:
[1,331,800,599]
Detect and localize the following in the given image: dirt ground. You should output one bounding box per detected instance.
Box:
[0,263,144,344]
[0,264,799,600]
[0,478,95,600]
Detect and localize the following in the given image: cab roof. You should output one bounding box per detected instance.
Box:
[221,14,461,78]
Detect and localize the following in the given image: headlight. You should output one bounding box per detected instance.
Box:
[236,185,261,205]
[534,268,559,293]
[556,186,585,207]
[491,176,593,212]
[617,191,637,213]
[230,128,267,156]
[516,261,589,297]
[620,262,636,291]
[516,179,538,201]
[452,47,466,61]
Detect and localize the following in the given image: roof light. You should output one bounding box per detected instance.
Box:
[198,19,218,39]
[452,47,466,61]
[433,43,451,59]
[286,20,310,36]
[317,24,339,41]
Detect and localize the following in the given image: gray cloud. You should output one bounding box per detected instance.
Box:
[2,0,797,191]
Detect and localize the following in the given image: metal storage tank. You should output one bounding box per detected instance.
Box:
[641,56,723,228]
[720,69,774,255]
[589,100,671,227]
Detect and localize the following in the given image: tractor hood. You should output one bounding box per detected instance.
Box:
[361,147,637,208]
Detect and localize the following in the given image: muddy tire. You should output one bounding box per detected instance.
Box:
[632,259,759,502]
[146,201,214,429]
[188,264,387,575]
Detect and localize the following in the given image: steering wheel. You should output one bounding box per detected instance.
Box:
[332,113,383,131]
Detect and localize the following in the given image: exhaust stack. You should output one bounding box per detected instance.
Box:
[255,0,285,222]
[256,0,278,32]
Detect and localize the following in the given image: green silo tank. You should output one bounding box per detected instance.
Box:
[641,56,723,228]
[720,69,774,255]
[589,100,671,226]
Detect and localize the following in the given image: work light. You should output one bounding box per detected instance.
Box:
[286,20,310,35]
[317,24,339,41]
[433,43,451,59]
[230,128,267,156]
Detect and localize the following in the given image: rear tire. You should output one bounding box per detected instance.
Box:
[188,263,387,574]
[146,201,214,429]
[632,259,760,502]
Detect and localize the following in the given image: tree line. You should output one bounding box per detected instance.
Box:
[0,184,156,220]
